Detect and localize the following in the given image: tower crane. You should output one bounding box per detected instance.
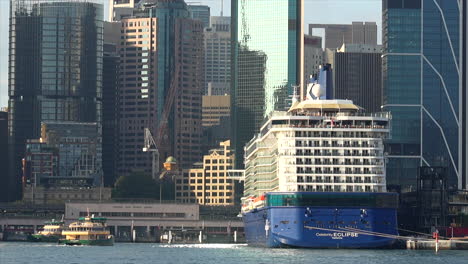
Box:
[142,48,181,180]
[143,128,159,180]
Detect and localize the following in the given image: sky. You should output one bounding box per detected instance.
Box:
[0,0,381,108]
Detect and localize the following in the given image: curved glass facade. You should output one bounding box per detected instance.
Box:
[232,0,301,167]
[8,0,103,192]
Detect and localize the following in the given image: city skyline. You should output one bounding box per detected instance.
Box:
[0,0,382,108]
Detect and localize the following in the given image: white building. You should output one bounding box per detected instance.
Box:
[244,99,390,198]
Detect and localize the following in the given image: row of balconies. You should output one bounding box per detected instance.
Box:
[295,142,380,148]
[284,123,387,130]
[295,150,380,157]
[296,176,383,184]
[294,160,384,166]
[290,130,387,138]
[296,185,382,192]
[295,168,384,174]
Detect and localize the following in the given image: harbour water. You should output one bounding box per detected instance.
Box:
[1,242,468,264]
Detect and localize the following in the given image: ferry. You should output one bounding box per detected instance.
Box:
[28,219,64,242]
[59,216,114,246]
[241,81,398,248]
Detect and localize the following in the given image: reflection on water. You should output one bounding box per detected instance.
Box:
[157,243,247,249]
[1,242,468,264]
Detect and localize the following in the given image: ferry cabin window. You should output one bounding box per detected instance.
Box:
[266,194,398,208]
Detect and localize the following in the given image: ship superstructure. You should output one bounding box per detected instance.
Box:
[244,99,390,199]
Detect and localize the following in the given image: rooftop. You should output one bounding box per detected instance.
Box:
[288,99,361,113]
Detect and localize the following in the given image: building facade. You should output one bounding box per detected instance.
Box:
[205,16,231,96]
[0,109,9,201]
[232,0,303,168]
[463,0,468,190]
[102,40,120,186]
[309,22,377,49]
[8,0,103,200]
[108,0,142,21]
[187,4,210,28]
[383,0,461,189]
[117,1,204,175]
[175,140,236,205]
[23,122,102,187]
[333,44,382,113]
[304,35,323,84]
[202,95,231,154]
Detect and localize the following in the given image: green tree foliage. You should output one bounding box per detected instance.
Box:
[112,171,159,199]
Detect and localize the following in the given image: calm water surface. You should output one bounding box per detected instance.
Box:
[1,242,468,264]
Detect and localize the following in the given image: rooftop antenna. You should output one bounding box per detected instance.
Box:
[221,0,223,16]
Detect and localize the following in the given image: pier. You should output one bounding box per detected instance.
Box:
[0,202,245,243]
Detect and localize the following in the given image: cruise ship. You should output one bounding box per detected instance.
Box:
[241,85,398,248]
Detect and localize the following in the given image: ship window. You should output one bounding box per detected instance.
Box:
[266,193,398,208]
[280,221,289,224]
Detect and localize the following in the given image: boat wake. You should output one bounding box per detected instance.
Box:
[156,244,247,249]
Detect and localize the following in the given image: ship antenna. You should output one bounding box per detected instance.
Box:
[292,85,300,104]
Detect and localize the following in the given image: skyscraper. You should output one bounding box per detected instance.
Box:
[187,4,210,28]
[463,0,468,190]
[0,109,8,202]
[333,44,382,113]
[102,39,120,186]
[232,0,303,167]
[117,0,204,175]
[205,16,231,95]
[304,34,323,83]
[309,22,377,49]
[8,0,103,199]
[383,0,461,189]
[109,0,143,21]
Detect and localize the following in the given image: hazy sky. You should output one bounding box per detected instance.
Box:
[0,0,381,108]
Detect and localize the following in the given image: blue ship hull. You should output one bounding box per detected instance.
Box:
[243,192,398,248]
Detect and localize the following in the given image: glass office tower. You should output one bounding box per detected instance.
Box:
[8,0,103,197]
[232,0,302,167]
[383,0,461,189]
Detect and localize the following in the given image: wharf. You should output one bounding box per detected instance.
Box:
[406,238,468,250]
[0,201,245,243]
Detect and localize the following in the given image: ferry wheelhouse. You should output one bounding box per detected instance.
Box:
[28,220,64,242]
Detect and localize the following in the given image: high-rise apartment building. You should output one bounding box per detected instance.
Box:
[117,0,204,175]
[187,4,210,28]
[383,0,461,189]
[175,140,236,205]
[205,16,231,95]
[333,43,382,113]
[232,0,304,168]
[309,22,377,49]
[8,0,103,199]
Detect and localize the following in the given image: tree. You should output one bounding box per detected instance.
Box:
[112,171,159,199]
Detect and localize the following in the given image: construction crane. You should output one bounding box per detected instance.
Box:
[142,47,181,180]
[143,128,159,180]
